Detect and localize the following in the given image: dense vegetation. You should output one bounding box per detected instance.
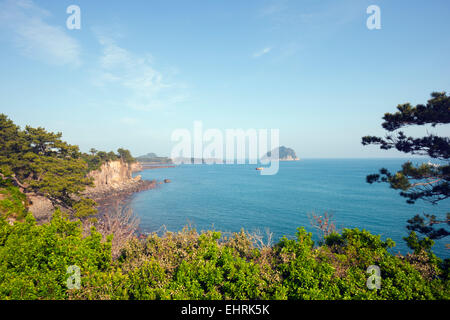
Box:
[362,92,449,243]
[0,211,448,300]
[0,179,28,221]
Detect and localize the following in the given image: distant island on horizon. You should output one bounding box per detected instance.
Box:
[264,146,300,161]
[136,153,173,164]
[139,146,299,164]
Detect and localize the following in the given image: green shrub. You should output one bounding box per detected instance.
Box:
[0,215,448,300]
[0,181,28,220]
[0,211,111,299]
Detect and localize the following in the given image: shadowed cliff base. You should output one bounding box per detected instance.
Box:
[90,179,157,214]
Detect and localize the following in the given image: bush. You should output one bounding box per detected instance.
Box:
[0,211,112,299]
[0,215,448,300]
[0,181,28,220]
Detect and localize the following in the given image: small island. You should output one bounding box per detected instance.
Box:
[264,146,299,161]
[136,153,173,164]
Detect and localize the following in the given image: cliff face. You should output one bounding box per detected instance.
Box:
[84,160,157,207]
[85,160,142,195]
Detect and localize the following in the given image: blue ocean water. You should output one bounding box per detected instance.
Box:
[130,159,449,258]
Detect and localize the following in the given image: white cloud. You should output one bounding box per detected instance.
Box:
[253,47,272,58]
[94,35,187,111]
[0,0,81,66]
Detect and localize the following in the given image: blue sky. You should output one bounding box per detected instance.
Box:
[0,0,449,158]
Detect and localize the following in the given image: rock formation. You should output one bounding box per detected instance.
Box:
[27,194,54,223]
[84,160,156,205]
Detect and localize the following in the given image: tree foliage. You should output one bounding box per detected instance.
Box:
[82,148,135,172]
[362,92,450,242]
[0,114,94,213]
[117,148,135,164]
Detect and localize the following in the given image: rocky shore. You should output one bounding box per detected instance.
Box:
[84,160,157,210]
[86,178,157,209]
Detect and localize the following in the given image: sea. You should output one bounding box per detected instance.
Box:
[129,159,449,258]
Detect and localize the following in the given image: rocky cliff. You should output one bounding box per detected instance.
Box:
[84,160,154,202]
[86,160,137,191]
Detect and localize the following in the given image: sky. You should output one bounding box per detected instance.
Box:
[0,0,449,158]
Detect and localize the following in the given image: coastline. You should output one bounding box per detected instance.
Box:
[90,163,175,213]
[86,178,157,212]
[27,161,174,222]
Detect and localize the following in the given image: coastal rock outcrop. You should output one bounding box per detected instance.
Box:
[86,160,137,191]
[84,160,156,206]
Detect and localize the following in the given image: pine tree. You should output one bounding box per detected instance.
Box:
[362,92,449,242]
[0,114,95,217]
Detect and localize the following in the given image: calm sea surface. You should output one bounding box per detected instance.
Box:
[130,159,449,258]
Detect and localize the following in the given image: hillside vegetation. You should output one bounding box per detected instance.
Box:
[0,211,448,300]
